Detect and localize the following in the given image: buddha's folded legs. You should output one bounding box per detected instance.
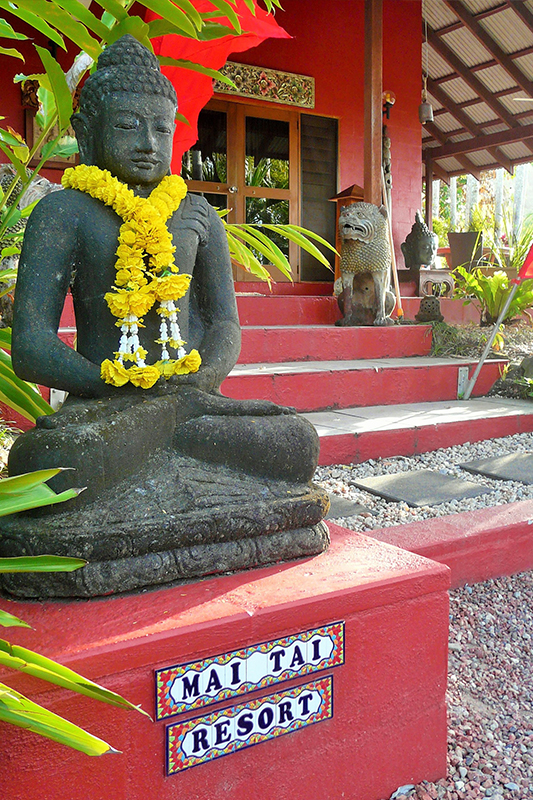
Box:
[174,414,319,484]
[8,390,320,507]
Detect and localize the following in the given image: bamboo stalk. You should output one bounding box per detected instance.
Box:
[381,168,403,318]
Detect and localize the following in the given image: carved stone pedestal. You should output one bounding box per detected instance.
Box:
[0,452,329,598]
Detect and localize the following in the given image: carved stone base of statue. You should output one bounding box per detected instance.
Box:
[0,450,330,598]
[334,273,396,327]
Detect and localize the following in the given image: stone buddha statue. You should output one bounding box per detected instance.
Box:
[0,36,328,599]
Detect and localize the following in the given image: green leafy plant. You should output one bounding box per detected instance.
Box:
[0,468,150,755]
[222,215,337,283]
[0,327,53,422]
[453,266,533,326]
[432,216,450,248]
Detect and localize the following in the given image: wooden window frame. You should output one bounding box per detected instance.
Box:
[185,96,339,282]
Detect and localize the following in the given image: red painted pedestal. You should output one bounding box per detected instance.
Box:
[0,524,450,800]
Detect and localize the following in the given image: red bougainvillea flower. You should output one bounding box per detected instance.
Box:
[146,1,290,171]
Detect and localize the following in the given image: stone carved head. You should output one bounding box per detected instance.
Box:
[72,35,178,187]
[401,210,439,271]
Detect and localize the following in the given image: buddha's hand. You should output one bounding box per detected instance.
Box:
[179,390,296,418]
[166,365,218,392]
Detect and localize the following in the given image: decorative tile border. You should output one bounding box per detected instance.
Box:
[214,61,315,108]
[156,621,343,720]
[166,676,333,774]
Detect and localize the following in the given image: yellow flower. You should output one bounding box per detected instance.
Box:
[116,242,144,260]
[155,360,176,378]
[155,274,191,301]
[101,359,130,387]
[173,349,201,375]
[115,267,147,288]
[105,286,154,318]
[64,166,189,390]
[150,250,175,271]
[121,228,137,246]
[128,365,160,388]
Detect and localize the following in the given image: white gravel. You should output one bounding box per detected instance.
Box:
[314,432,533,532]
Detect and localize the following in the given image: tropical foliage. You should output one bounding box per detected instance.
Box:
[223,216,336,283]
[1,0,332,284]
[0,327,53,422]
[0,467,151,755]
[453,266,533,326]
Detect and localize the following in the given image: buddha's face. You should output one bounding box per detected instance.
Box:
[90,92,176,188]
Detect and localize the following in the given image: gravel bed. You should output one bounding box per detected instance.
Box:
[314,432,533,532]
[314,430,533,800]
[380,571,533,800]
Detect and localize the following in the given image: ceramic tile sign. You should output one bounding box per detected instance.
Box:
[155,621,344,720]
[166,676,333,774]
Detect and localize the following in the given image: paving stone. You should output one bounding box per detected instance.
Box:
[351,469,490,508]
[460,452,533,484]
[325,494,369,519]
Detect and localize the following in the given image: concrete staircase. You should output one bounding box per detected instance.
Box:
[223,283,529,467]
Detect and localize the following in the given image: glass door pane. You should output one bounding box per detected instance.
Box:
[245,116,290,189]
[181,108,227,183]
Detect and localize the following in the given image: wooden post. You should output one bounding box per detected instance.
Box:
[364,0,383,206]
[425,154,434,230]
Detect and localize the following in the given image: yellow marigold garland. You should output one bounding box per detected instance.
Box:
[62,165,201,389]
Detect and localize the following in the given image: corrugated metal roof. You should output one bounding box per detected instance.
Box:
[426,45,454,79]
[464,102,499,126]
[514,53,533,82]
[481,7,533,53]
[463,0,505,14]
[422,0,533,178]
[475,64,519,93]
[438,77,479,104]
[431,112,463,134]
[423,0,458,31]
[466,149,494,166]
[501,141,533,159]
[441,27,492,67]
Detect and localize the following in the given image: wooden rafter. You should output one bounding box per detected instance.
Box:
[427,77,513,172]
[430,160,451,185]
[429,121,533,159]
[426,23,523,132]
[421,1,533,181]
[445,0,533,100]
[507,0,533,35]
[363,0,382,206]
[424,120,481,179]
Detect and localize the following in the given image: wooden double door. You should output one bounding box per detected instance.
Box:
[182,99,300,280]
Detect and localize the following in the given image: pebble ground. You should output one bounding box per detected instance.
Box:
[315,432,533,533]
[314,436,533,800]
[380,572,533,800]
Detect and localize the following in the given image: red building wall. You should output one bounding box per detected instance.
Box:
[1,0,422,262]
[232,0,423,262]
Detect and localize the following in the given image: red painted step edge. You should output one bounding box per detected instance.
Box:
[223,360,506,412]
[234,281,334,296]
[237,294,341,326]
[238,324,432,363]
[365,500,533,589]
[317,412,533,465]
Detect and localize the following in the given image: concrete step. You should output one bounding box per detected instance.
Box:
[360,499,533,589]
[236,294,340,326]
[304,397,533,465]
[236,293,481,327]
[222,357,506,412]
[238,324,432,364]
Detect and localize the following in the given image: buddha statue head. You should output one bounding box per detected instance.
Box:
[72,35,178,189]
[401,210,439,271]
